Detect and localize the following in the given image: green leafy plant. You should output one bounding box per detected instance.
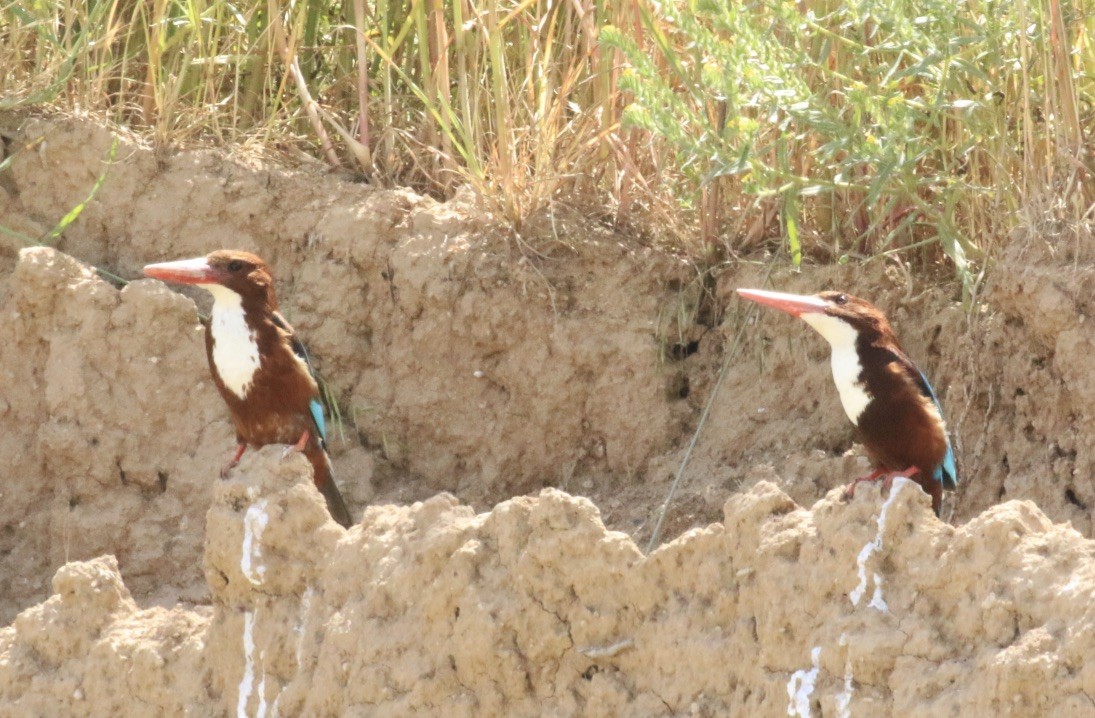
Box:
[604,0,1093,289]
[0,134,119,247]
[1,0,1091,277]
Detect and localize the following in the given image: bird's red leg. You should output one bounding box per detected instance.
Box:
[843,468,886,501]
[281,430,311,460]
[220,443,247,479]
[881,466,920,494]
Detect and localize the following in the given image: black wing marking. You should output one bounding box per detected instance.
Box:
[271,311,312,369]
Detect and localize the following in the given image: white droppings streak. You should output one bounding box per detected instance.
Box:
[835,634,854,718]
[869,573,889,612]
[241,500,269,586]
[849,542,874,607]
[237,610,257,718]
[255,672,268,718]
[849,478,910,609]
[295,587,315,667]
[786,646,821,717]
[1060,574,1086,596]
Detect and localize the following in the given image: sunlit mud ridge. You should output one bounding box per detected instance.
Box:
[2,450,1093,717]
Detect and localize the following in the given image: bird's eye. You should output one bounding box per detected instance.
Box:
[227,260,244,272]
[834,294,848,305]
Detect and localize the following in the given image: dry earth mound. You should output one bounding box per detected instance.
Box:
[2,451,1094,717]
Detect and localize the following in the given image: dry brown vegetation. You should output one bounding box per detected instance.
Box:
[2,0,1092,272]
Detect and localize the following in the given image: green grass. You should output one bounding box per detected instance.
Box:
[0,133,120,251]
[604,0,1094,291]
[1,0,1091,276]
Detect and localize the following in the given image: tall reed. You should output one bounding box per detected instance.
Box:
[1,0,1090,268]
[604,0,1093,287]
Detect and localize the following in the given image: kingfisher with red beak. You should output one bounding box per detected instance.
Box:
[144,250,353,528]
[737,288,957,516]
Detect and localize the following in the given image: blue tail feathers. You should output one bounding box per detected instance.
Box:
[917,369,958,490]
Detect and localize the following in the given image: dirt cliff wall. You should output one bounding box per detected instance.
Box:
[2,116,1094,608]
[2,452,1094,717]
[1,115,1094,714]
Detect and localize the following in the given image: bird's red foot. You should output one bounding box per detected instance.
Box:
[844,467,922,502]
[843,469,886,501]
[220,443,247,479]
[281,430,311,460]
[881,466,920,494]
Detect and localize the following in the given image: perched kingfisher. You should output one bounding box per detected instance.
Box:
[144,250,353,528]
[737,288,957,516]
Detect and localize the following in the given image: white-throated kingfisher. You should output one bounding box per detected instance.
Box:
[737,288,958,516]
[144,250,353,528]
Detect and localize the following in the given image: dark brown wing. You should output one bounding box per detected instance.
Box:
[270,311,328,446]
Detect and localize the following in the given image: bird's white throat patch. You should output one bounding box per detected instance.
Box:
[202,284,260,399]
[801,312,871,424]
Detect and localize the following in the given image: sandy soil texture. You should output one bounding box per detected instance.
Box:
[1,116,1093,715]
[3,451,1094,717]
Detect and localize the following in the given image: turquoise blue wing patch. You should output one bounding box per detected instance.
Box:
[309,398,327,444]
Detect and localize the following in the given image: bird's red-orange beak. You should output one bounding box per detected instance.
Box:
[736,288,828,317]
[143,257,216,285]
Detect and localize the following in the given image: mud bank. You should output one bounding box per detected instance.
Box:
[1,117,1093,696]
[3,452,1094,717]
